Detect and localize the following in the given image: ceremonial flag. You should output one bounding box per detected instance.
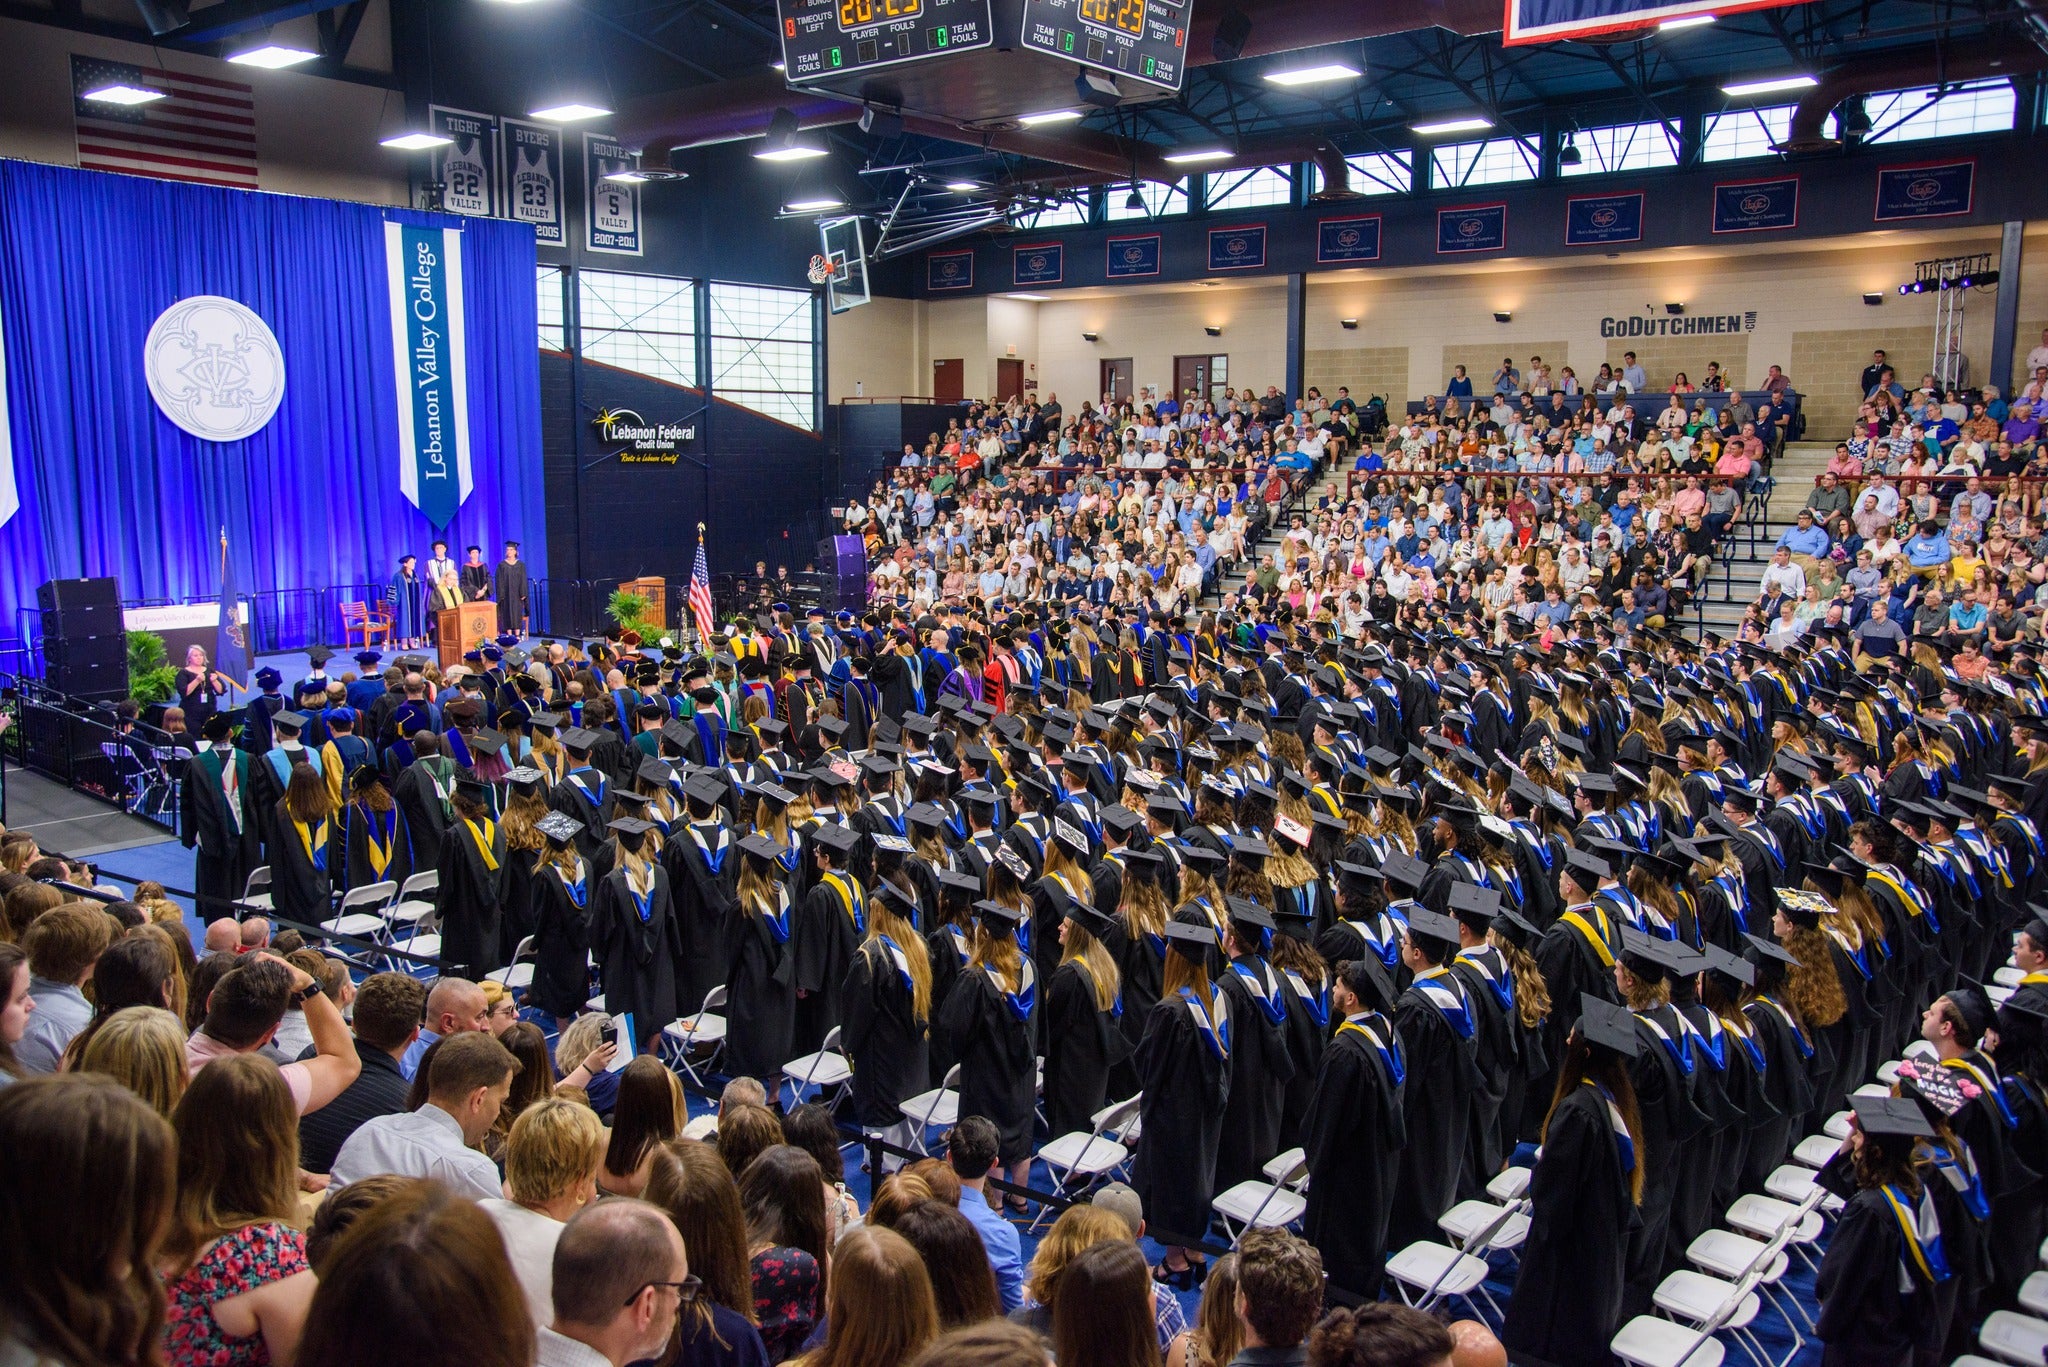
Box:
[688,525,715,645]
[216,527,249,687]
[71,56,259,189]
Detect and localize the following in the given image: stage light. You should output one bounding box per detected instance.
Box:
[1658,13,1716,29]
[1340,318,1359,330]
[81,82,166,105]
[530,101,612,122]
[1721,74,1817,98]
[1493,310,1512,323]
[227,43,319,68]
[1412,116,1493,136]
[1018,110,1083,127]
[380,130,454,150]
[1263,62,1361,87]
[1164,148,1232,164]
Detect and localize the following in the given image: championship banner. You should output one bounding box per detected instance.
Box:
[584,132,643,256]
[1012,242,1063,286]
[928,251,974,290]
[1437,203,1507,255]
[1712,175,1799,234]
[1874,160,1974,222]
[1565,191,1645,246]
[1207,224,1267,272]
[384,222,474,529]
[502,119,565,245]
[1317,215,1382,264]
[427,105,500,218]
[1505,0,1804,44]
[1106,234,1162,279]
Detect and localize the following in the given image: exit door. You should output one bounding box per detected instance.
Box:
[932,359,963,404]
[1101,357,1133,404]
[1175,353,1229,406]
[996,358,1025,403]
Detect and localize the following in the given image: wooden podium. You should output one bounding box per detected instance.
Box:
[620,576,668,631]
[436,602,497,670]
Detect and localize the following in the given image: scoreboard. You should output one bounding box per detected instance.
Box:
[777,0,995,81]
[1019,0,1189,92]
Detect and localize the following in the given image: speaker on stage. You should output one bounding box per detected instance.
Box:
[37,578,120,610]
[38,577,127,703]
[817,536,868,615]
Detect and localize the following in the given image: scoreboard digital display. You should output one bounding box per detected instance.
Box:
[778,0,994,81]
[1020,0,1189,92]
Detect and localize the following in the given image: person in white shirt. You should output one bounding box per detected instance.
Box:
[331,1030,516,1200]
[537,1202,690,1367]
[482,1098,608,1333]
[1756,546,1807,606]
[2025,327,2048,377]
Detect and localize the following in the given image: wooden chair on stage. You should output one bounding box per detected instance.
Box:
[341,600,392,650]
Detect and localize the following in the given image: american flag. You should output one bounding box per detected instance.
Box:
[71,55,259,190]
[688,534,716,644]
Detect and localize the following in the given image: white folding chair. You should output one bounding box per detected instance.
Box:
[1035,1095,1139,1230]
[321,880,396,958]
[781,1026,853,1110]
[1385,1240,1497,1322]
[1263,1148,1307,1184]
[397,907,441,968]
[1763,1164,1842,1215]
[898,1063,962,1154]
[1611,1310,1730,1367]
[1652,1256,1785,1367]
[1486,1166,1531,1201]
[1996,964,2026,988]
[1213,1156,1310,1244]
[387,870,439,930]
[2018,1270,2048,1317]
[241,865,274,911]
[1725,1185,1826,1274]
[1823,1110,1852,1140]
[1791,1134,1840,1168]
[492,935,537,993]
[1979,1310,2048,1365]
[1875,1059,1903,1084]
[1439,1198,1531,1256]
[1688,1223,1807,1339]
[659,985,728,1087]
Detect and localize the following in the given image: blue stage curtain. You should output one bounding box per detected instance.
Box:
[0,159,544,650]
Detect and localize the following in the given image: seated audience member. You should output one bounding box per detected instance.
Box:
[482,1096,608,1332]
[75,1004,189,1118]
[296,1179,535,1367]
[303,1174,410,1273]
[329,1029,516,1199]
[1167,1254,1242,1367]
[1091,1182,1191,1352]
[537,1200,693,1367]
[906,1320,1051,1367]
[1231,1228,1326,1367]
[163,1053,317,1367]
[1306,1305,1457,1367]
[945,1116,1027,1313]
[400,975,490,1079]
[783,1101,864,1239]
[17,903,114,1073]
[893,1198,1005,1329]
[741,1145,832,1364]
[204,918,242,954]
[599,1056,686,1198]
[297,971,427,1173]
[1011,1204,1129,1336]
[719,1101,789,1181]
[186,953,361,1115]
[644,1138,774,1367]
[1052,1240,1162,1367]
[798,1226,942,1367]
[684,1073,769,1141]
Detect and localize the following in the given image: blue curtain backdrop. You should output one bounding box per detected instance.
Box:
[0,158,544,647]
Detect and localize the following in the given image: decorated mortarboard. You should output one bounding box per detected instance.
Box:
[504,765,547,791]
[808,766,852,790]
[1578,995,1642,1058]
[1378,851,1429,891]
[1224,896,1276,930]
[1446,882,1503,926]
[871,832,914,854]
[1403,906,1462,945]
[1052,817,1091,854]
[810,823,861,854]
[751,781,799,807]
[994,845,1033,880]
[738,833,789,862]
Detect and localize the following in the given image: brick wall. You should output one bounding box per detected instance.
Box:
[1788,326,1939,436]
[1305,345,1409,406]
[1438,342,1570,394]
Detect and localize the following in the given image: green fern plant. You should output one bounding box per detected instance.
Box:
[607,589,661,641]
[125,630,178,705]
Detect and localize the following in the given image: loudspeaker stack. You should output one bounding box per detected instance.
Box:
[37,578,127,702]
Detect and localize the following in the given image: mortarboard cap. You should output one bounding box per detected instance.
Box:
[1851,1094,1937,1141]
[811,823,861,855]
[738,833,789,862]
[1403,906,1461,945]
[1446,882,1503,927]
[607,816,654,837]
[1578,995,1641,1058]
[1378,851,1430,892]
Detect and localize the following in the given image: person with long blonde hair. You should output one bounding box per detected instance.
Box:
[1165,1252,1241,1367]
[795,1226,940,1367]
[844,881,933,1157]
[271,763,336,926]
[1133,912,1232,1287]
[1044,894,1130,1138]
[1013,1203,1131,1336]
[936,900,1038,1197]
[1775,876,1853,1119]
[75,1004,189,1118]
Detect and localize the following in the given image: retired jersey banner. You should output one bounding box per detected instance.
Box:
[428,106,499,218]
[1874,160,1974,222]
[1505,0,1803,44]
[385,222,475,529]
[502,119,565,245]
[584,132,643,256]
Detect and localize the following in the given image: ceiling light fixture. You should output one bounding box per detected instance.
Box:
[1411,116,1493,136]
[380,130,455,150]
[1163,148,1232,164]
[946,180,979,192]
[529,101,611,122]
[783,195,845,212]
[1558,134,1582,167]
[1018,109,1083,127]
[1006,293,1052,301]
[1658,12,1717,29]
[226,43,318,68]
[1721,74,1817,97]
[755,144,830,162]
[80,82,165,105]
[1124,184,1146,210]
[1262,62,1361,87]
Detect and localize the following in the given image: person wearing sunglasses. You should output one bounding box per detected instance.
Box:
[539,1200,699,1367]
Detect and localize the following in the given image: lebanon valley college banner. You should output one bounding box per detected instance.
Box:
[0,158,543,640]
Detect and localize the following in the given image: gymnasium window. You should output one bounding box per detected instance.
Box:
[1205,166,1293,212]
[1431,137,1539,189]
[1014,196,1093,230]
[1701,103,1838,160]
[537,265,567,352]
[577,269,697,389]
[1106,181,1190,221]
[1866,80,2015,143]
[709,281,818,430]
[1560,121,1679,176]
[1306,152,1412,197]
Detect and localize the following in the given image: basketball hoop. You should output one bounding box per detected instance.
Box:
[808,254,836,286]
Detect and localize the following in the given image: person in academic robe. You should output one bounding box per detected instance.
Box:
[527,812,595,1027]
[1740,933,1818,1188]
[935,899,1040,1201]
[1132,910,1234,1288]
[1387,906,1483,1252]
[1811,1095,1951,1367]
[496,768,551,952]
[548,729,617,860]
[460,545,492,602]
[181,713,259,920]
[1689,945,1778,1223]
[1042,890,1133,1139]
[1445,884,1517,1190]
[1268,899,1333,1152]
[438,775,509,980]
[391,731,457,870]
[667,774,739,1018]
[269,763,337,927]
[1535,847,1624,1098]
[793,823,867,1055]
[251,710,322,861]
[1299,954,1406,1305]
[1214,897,1295,1194]
[726,834,800,1090]
[1614,929,1713,1314]
[390,554,428,648]
[495,541,529,634]
[842,882,932,1155]
[591,817,680,1049]
[1500,995,1646,1367]
[339,765,413,896]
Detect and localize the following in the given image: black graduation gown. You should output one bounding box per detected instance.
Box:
[935,962,1038,1165]
[1813,1186,1941,1367]
[1534,913,1620,1125]
[1299,1016,1405,1303]
[666,823,739,1016]
[1501,1083,1640,1367]
[923,923,972,1087]
[1274,962,1331,1152]
[391,760,454,871]
[1130,987,1231,1247]
[841,939,931,1127]
[1742,997,1818,1189]
[1623,1004,1712,1313]
[547,771,616,860]
[438,817,508,978]
[1043,959,1132,1138]
[181,747,259,918]
[1215,955,1296,1193]
[1939,1054,2044,1300]
[340,801,413,896]
[591,866,681,1045]
[793,876,865,1055]
[269,813,334,927]
[1387,973,1483,1251]
[1449,946,1517,1188]
[527,859,594,1019]
[725,896,799,1081]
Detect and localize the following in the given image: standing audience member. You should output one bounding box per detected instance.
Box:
[186,953,361,1116]
[795,1226,941,1367]
[76,1005,189,1118]
[645,1139,774,1367]
[741,1145,832,1364]
[329,1029,516,1198]
[296,971,426,1173]
[945,1116,1027,1312]
[163,1054,317,1367]
[1052,1241,1161,1367]
[0,1074,176,1367]
[482,1096,608,1332]
[1230,1228,1327,1367]
[296,1179,536,1367]
[17,903,113,1073]
[537,1200,692,1367]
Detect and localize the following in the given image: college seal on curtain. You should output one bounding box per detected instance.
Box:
[143,295,286,442]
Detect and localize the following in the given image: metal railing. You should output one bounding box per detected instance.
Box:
[1,673,182,838]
